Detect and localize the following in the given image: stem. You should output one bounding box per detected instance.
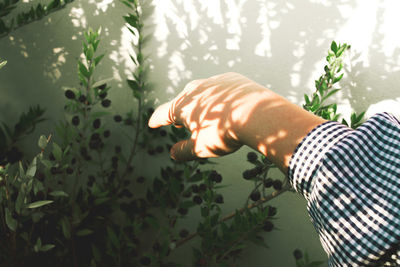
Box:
[175,182,291,248]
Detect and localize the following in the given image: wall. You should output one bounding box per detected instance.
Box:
[1,0,399,266]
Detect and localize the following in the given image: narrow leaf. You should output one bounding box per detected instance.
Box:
[27,200,53,209]
[5,207,17,231]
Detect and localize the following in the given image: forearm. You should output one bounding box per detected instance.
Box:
[232,88,327,174]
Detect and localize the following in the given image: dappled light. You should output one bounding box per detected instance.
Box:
[149,72,326,173]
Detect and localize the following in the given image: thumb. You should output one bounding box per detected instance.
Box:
[170,139,199,162]
[148,102,174,128]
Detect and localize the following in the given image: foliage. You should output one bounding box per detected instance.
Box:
[0,0,75,38]
[303,41,365,129]
[0,1,366,266]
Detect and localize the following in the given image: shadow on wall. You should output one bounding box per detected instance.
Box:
[0,0,136,124]
[148,0,400,119]
[0,0,400,144]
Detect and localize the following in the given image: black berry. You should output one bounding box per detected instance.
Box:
[160,129,167,137]
[267,206,277,217]
[72,116,80,126]
[114,115,122,122]
[179,229,189,238]
[137,176,145,183]
[193,195,203,205]
[115,146,122,153]
[263,178,273,188]
[103,130,110,138]
[93,118,101,129]
[272,180,283,191]
[250,191,261,202]
[101,99,111,107]
[191,184,199,193]
[78,94,86,103]
[262,220,274,232]
[247,152,258,163]
[214,194,224,204]
[99,92,107,99]
[293,249,303,260]
[97,83,107,90]
[178,207,188,215]
[66,167,74,175]
[65,90,75,99]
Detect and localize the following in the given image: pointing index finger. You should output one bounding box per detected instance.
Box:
[148,101,175,128]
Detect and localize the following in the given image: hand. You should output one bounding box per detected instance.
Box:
[148,72,252,161]
[148,72,326,172]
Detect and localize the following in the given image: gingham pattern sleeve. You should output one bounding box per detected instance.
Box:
[288,112,400,267]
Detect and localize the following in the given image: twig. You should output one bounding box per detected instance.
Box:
[175,182,291,248]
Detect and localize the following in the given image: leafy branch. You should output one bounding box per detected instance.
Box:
[0,0,75,38]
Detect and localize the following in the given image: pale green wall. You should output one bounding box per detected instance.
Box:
[1,0,400,266]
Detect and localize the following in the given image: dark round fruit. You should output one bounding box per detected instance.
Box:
[115,146,122,153]
[97,83,107,90]
[99,92,107,99]
[65,90,75,99]
[247,151,258,163]
[199,183,207,192]
[250,191,261,202]
[191,184,199,193]
[214,194,224,204]
[263,178,273,188]
[93,118,101,129]
[242,169,253,180]
[101,99,111,107]
[49,152,56,161]
[114,115,122,122]
[103,130,110,138]
[160,129,167,137]
[267,206,277,217]
[179,229,189,238]
[193,195,203,205]
[178,207,188,216]
[272,180,283,191]
[262,220,274,232]
[136,176,145,183]
[72,116,80,126]
[66,167,74,175]
[293,249,303,260]
[78,94,86,103]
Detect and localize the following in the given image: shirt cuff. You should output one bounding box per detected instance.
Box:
[287,120,353,201]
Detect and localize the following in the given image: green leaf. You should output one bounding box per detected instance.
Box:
[330,41,338,54]
[27,200,53,209]
[52,143,62,161]
[26,157,37,178]
[60,217,71,239]
[15,189,24,214]
[40,244,55,252]
[86,45,94,60]
[5,207,17,231]
[0,60,7,69]
[321,89,340,103]
[333,73,344,84]
[78,61,90,78]
[38,135,48,150]
[76,229,93,236]
[94,54,105,66]
[49,190,68,197]
[107,227,119,248]
[92,77,113,88]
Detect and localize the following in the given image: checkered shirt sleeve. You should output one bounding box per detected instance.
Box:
[288,112,400,266]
